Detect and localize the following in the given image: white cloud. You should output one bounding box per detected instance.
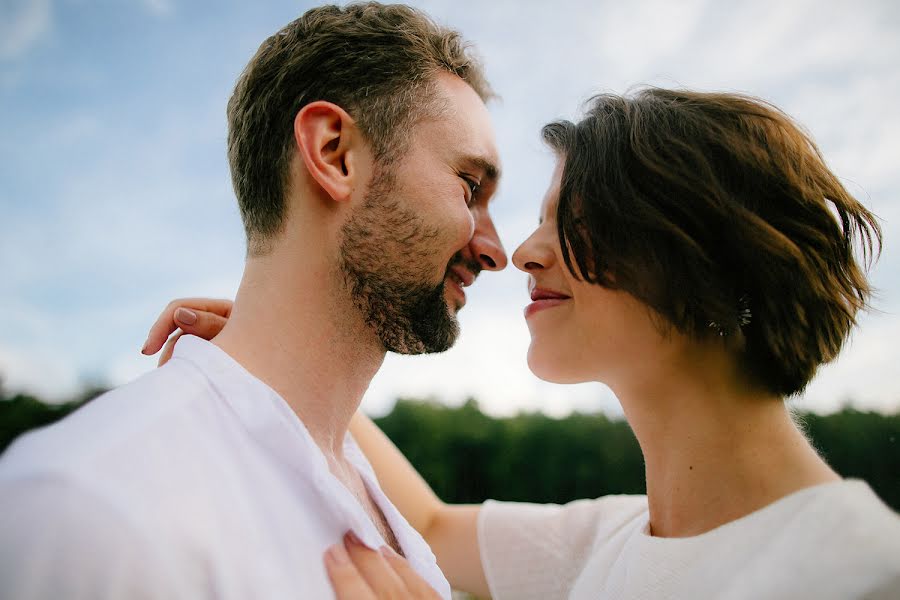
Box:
[796,312,900,414]
[141,0,174,17]
[0,343,80,401]
[0,0,51,60]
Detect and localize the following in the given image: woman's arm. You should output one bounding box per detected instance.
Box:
[144,298,490,597]
[350,413,489,597]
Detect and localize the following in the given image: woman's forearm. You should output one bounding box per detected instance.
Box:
[349,411,444,535]
[349,412,490,597]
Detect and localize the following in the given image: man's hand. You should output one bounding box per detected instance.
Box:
[324,532,442,600]
[142,298,233,366]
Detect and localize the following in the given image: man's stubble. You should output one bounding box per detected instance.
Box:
[338,165,478,355]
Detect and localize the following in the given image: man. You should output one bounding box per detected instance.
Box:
[0,4,505,598]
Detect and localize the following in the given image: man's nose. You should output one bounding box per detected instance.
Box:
[469,212,507,271]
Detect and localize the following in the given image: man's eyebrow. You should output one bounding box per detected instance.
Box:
[460,155,501,182]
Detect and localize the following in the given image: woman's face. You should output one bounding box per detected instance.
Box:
[512,159,669,387]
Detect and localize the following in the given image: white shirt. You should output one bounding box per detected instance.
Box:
[0,335,451,600]
[478,480,900,599]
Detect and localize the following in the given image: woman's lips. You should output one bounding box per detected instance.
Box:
[525,288,571,319]
[524,297,569,318]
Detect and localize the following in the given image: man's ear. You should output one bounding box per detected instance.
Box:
[293,101,361,203]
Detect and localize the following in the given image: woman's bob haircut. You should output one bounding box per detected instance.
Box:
[543,88,882,397]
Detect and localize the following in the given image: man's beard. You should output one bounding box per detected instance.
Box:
[338,167,480,355]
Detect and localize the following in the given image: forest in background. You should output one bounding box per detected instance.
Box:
[1,385,897,511]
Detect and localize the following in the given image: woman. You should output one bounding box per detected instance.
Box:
[146,89,900,599]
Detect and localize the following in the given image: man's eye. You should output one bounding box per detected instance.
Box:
[463,177,479,204]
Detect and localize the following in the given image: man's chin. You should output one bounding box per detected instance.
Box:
[377,282,460,355]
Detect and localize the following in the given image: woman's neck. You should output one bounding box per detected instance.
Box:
[612,344,840,538]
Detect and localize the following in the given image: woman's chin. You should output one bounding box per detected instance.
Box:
[527,348,591,384]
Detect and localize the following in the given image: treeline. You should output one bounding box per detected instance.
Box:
[1,388,898,511]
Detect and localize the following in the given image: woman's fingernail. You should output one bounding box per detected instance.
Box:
[140,340,150,355]
[175,307,197,326]
[344,530,363,547]
[379,545,398,558]
[327,543,350,565]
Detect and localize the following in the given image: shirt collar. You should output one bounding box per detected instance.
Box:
[169,335,449,585]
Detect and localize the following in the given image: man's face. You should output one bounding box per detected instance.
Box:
[339,73,506,354]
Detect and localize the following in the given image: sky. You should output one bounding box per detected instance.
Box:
[1,0,898,418]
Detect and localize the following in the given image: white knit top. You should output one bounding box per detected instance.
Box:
[478,480,900,599]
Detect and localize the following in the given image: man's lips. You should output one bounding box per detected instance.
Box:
[525,287,571,318]
[446,265,477,307]
[449,265,476,288]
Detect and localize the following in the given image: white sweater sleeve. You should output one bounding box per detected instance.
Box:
[477,496,648,600]
[0,476,192,600]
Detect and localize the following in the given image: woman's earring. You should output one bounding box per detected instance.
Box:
[708,295,751,337]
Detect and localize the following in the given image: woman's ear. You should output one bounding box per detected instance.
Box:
[293,101,361,203]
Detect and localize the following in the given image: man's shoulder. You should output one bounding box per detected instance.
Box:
[0,465,332,599]
[0,473,196,599]
[0,360,220,487]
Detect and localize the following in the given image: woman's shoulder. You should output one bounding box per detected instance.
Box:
[789,479,900,537]
[803,480,900,557]
[716,480,900,599]
[717,479,900,561]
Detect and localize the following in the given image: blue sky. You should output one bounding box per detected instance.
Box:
[1,0,898,417]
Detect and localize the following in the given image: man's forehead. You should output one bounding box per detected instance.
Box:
[432,73,501,172]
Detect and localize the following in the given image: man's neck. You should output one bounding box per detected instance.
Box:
[212,246,385,460]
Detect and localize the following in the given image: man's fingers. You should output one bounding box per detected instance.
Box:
[379,546,442,599]
[324,543,377,600]
[343,532,408,598]
[141,298,233,355]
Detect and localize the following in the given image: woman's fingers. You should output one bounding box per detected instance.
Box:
[173,308,229,341]
[157,330,184,367]
[324,542,377,600]
[141,298,233,355]
[153,310,229,366]
[379,546,443,599]
[324,532,441,599]
[342,532,409,598]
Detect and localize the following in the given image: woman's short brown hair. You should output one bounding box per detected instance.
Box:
[543,88,882,397]
[227,2,492,254]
